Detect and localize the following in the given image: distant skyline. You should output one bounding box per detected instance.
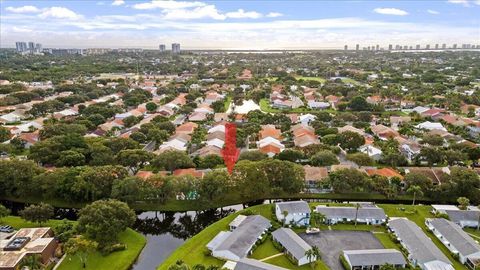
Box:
[1,0,479,50]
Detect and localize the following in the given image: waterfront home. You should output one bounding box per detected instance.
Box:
[233,258,288,270]
[207,215,271,262]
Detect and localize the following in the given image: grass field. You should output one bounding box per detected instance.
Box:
[1,216,74,228]
[2,216,145,270]
[264,254,330,270]
[295,76,327,84]
[57,228,146,270]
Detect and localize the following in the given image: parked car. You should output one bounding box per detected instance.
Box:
[0,225,14,233]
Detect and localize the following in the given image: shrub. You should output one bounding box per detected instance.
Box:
[100,243,126,254]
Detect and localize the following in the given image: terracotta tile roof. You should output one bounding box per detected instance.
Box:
[304,165,328,181]
[173,168,204,178]
[365,167,403,179]
[259,144,282,155]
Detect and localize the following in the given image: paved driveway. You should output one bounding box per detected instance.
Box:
[300,231,383,270]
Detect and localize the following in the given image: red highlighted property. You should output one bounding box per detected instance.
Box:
[221,122,240,174]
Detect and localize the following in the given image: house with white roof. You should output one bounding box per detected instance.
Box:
[359,145,383,161]
[207,138,225,149]
[299,114,316,125]
[415,121,447,131]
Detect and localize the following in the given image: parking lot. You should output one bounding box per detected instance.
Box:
[300,231,383,270]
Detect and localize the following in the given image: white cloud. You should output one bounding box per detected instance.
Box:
[447,0,470,6]
[475,0,480,5]
[12,26,33,33]
[38,7,82,20]
[225,9,262,19]
[161,5,226,20]
[112,0,125,6]
[6,5,41,13]
[266,12,283,18]
[427,9,439,14]
[133,0,206,10]
[373,8,408,16]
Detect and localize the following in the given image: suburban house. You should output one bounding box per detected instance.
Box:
[257,137,285,157]
[275,201,311,226]
[0,227,57,270]
[342,249,407,270]
[303,165,328,190]
[443,209,480,228]
[388,218,454,270]
[233,258,288,270]
[299,114,316,125]
[271,228,314,266]
[207,215,271,261]
[426,218,480,266]
[415,121,447,131]
[359,145,383,160]
[315,205,386,225]
[364,167,403,179]
[371,124,399,140]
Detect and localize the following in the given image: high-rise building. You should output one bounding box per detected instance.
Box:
[172,43,180,54]
[35,43,42,53]
[416,44,420,50]
[28,42,35,51]
[403,45,408,50]
[344,45,348,50]
[409,46,413,50]
[355,44,359,51]
[159,44,166,52]
[442,44,446,49]
[15,42,27,52]
[453,44,457,49]
[426,44,430,50]
[435,44,439,49]
[367,46,371,51]
[375,45,379,51]
[388,44,393,50]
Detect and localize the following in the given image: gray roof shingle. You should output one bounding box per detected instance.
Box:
[234,258,288,270]
[276,201,311,214]
[445,210,480,223]
[271,228,311,261]
[427,218,480,258]
[214,215,271,259]
[343,249,406,267]
[315,206,386,220]
[388,218,453,269]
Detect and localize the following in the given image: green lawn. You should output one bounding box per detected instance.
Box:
[158,204,274,269]
[57,228,146,270]
[2,216,145,270]
[295,76,327,84]
[265,254,330,270]
[340,77,362,86]
[223,96,232,112]
[250,238,280,260]
[1,216,74,228]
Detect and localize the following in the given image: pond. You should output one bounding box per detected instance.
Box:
[0,200,249,269]
[131,204,245,270]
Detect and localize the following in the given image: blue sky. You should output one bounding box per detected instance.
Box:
[1,0,479,49]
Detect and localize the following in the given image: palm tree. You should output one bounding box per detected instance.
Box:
[282,210,289,225]
[407,185,423,206]
[354,203,360,228]
[18,254,42,270]
[305,246,321,269]
[310,211,325,227]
